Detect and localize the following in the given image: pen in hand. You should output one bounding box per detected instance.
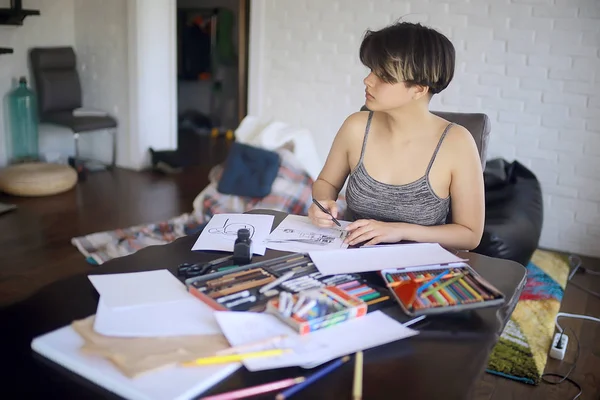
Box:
[312,199,341,227]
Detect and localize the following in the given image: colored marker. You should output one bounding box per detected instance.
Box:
[260,271,296,293]
[217,290,250,304]
[225,295,257,308]
[294,299,317,318]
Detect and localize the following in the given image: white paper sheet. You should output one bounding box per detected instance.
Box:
[89,270,191,309]
[214,311,418,371]
[93,297,221,337]
[191,213,274,255]
[265,214,350,253]
[89,270,221,337]
[309,242,466,275]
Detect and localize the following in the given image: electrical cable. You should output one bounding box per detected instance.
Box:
[555,312,600,333]
[545,253,600,400]
[541,326,582,400]
[545,312,600,399]
[567,255,600,299]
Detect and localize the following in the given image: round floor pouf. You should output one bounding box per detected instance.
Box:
[0,162,78,197]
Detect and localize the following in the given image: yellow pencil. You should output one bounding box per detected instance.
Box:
[353,351,363,400]
[181,348,290,367]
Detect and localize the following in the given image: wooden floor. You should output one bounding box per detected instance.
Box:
[0,154,598,399]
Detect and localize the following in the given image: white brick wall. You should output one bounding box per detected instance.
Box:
[0,0,128,166]
[0,0,75,166]
[73,0,129,165]
[251,0,600,258]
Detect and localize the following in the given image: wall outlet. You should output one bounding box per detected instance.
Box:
[550,332,569,360]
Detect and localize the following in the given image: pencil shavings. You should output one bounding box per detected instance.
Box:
[71,315,231,378]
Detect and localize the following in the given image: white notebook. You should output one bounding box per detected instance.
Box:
[31,325,239,400]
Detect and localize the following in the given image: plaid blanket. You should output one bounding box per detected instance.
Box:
[193,148,346,220]
[71,213,207,265]
[73,148,345,265]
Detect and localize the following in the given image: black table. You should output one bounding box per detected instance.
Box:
[1,210,527,399]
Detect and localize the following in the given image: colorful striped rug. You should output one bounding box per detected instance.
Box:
[486,249,570,384]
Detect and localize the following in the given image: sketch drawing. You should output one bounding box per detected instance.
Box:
[208,218,256,239]
[264,214,349,252]
[267,228,343,246]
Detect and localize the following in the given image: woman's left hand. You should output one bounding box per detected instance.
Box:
[344,220,404,246]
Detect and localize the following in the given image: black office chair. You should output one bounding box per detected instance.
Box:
[29,47,117,167]
[359,105,542,266]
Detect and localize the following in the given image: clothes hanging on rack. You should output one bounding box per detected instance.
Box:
[181,13,212,80]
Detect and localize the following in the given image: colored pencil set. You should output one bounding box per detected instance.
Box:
[380,264,505,315]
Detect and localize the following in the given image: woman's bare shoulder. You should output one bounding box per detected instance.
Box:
[342,111,370,131]
[335,111,370,142]
[443,123,479,152]
[439,123,482,171]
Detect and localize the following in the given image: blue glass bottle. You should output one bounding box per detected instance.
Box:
[6,76,39,163]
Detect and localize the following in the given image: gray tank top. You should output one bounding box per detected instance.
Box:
[345,112,451,226]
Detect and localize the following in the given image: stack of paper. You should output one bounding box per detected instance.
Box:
[31,270,242,400]
[88,270,221,337]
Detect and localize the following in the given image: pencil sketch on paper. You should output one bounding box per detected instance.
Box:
[268,228,341,246]
[208,218,256,240]
[265,215,350,253]
[191,213,274,255]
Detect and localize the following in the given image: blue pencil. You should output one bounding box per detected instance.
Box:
[416,269,450,296]
[275,355,351,399]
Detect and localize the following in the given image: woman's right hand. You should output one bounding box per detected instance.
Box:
[308,200,339,228]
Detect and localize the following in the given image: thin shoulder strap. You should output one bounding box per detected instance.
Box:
[426,123,454,174]
[358,111,374,165]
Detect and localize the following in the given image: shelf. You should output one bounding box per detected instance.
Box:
[0,8,40,25]
[0,48,14,55]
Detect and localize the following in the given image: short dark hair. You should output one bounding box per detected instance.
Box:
[359,21,455,95]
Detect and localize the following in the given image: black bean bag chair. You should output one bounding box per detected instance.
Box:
[474,158,543,266]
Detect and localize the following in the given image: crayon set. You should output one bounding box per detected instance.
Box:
[266,286,367,335]
[380,263,505,316]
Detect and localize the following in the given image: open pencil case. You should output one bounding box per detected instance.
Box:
[380,262,506,317]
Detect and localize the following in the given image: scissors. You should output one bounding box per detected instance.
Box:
[177,255,234,278]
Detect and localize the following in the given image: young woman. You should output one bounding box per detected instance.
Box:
[308,21,484,250]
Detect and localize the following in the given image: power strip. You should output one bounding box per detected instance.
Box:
[550,332,569,360]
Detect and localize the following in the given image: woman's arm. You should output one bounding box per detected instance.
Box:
[310,112,366,226]
[400,127,485,249]
[345,126,485,250]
